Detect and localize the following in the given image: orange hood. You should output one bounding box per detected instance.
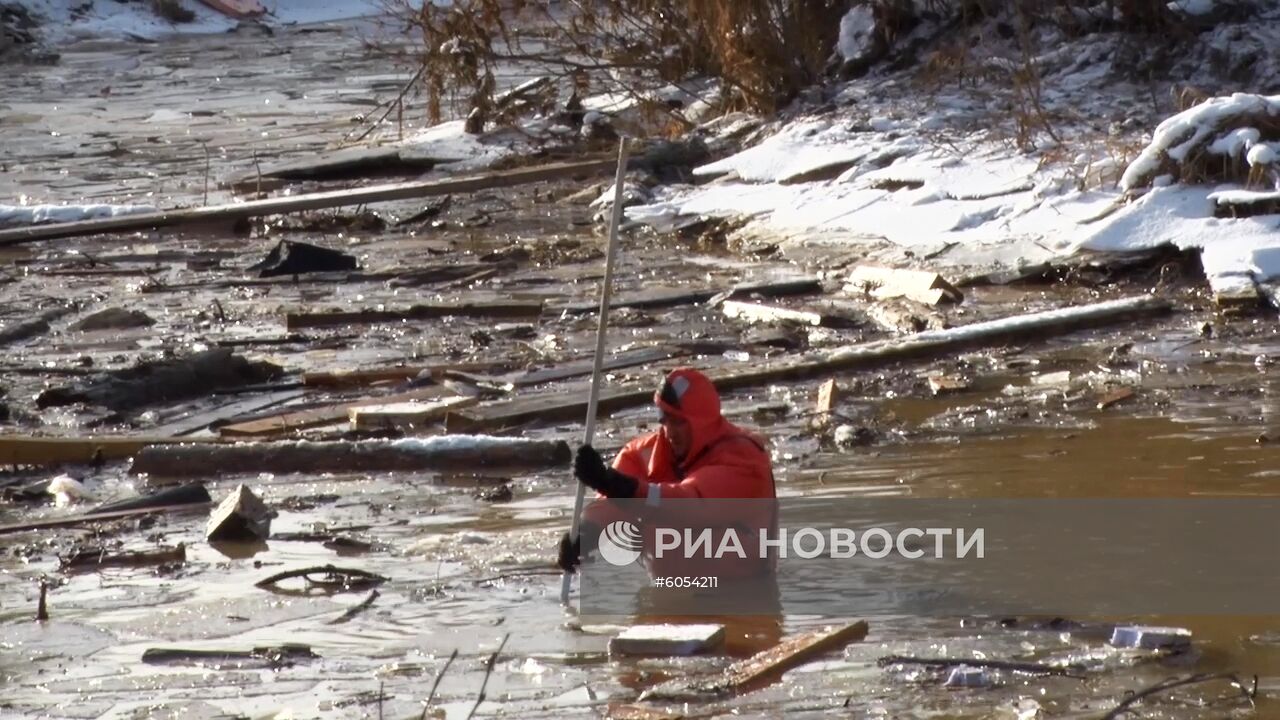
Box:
[654,367,731,467]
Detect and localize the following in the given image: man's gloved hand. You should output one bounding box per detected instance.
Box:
[574,444,639,499]
[557,531,581,573]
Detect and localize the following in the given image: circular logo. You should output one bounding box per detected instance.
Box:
[598,520,642,566]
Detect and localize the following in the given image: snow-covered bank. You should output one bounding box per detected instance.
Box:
[623,96,1280,296]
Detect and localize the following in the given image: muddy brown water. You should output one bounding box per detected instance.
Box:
[1,15,1279,720]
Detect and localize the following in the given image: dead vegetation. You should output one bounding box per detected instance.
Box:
[1120,93,1280,193]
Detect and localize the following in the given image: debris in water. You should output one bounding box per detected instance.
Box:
[206,484,276,542]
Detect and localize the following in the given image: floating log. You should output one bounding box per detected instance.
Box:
[0,158,619,246]
[349,396,479,431]
[285,300,545,330]
[554,278,822,315]
[846,265,962,305]
[206,484,276,542]
[36,349,283,412]
[141,644,317,669]
[217,386,456,437]
[61,543,186,571]
[131,436,572,479]
[640,620,869,702]
[451,297,1172,431]
[0,435,220,468]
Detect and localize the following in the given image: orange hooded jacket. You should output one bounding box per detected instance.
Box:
[583,368,777,578]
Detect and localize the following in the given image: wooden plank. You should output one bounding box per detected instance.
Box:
[1096,386,1135,410]
[445,383,655,433]
[0,158,618,247]
[0,435,220,468]
[302,361,507,389]
[816,379,839,414]
[721,300,862,328]
[639,621,869,702]
[148,389,308,436]
[349,396,479,431]
[285,300,544,330]
[450,296,1172,432]
[508,345,684,387]
[846,265,962,306]
[927,375,970,396]
[554,278,821,315]
[219,386,454,438]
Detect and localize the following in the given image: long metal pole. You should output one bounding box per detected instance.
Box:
[560,139,630,605]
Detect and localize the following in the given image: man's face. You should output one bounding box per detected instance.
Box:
[660,411,693,462]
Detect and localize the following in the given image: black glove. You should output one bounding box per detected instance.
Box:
[557,531,581,573]
[574,444,638,499]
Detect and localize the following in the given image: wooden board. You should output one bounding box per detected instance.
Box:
[148,389,307,436]
[285,300,545,330]
[0,435,218,468]
[303,361,508,389]
[349,396,480,431]
[507,345,685,387]
[639,621,869,702]
[219,386,454,438]
[846,265,962,306]
[445,383,655,433]
[0,158,618,247]
[554,278,821,315]
[721,300,862,329]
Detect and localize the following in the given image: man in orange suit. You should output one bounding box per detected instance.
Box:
[557,366,777,577]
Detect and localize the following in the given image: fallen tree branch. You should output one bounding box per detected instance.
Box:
[466,634,510,720]
[327,589,381,625]
[254,564,388,593]
[420,649,459,720]
[1102,672,1257,719]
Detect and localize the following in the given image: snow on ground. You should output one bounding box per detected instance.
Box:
[0,202,157,228]
[12,0,400,43]
[396,119,537,173]
[625,89,1280,297]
